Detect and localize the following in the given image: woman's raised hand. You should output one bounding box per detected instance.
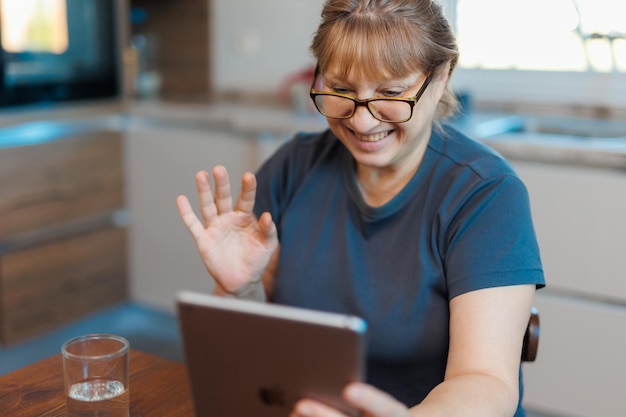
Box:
[176,166,279,295]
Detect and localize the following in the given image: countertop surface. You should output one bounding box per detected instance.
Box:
[451,112,626,169]
[1,99,625,169]
[125,100,329,137]
[124,101,626,170]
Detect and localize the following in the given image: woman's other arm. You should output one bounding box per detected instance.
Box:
[291,284,535,417]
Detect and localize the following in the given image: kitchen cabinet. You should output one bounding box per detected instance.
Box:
[0,131,123,238]
[1,227,127,344]
[524,292,626,417]
[129,0,211,101]
[510,161,626,417]
[124,119,273,310]
[0,129,127,345]
[513,162,626,302]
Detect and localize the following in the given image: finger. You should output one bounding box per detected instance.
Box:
[235,172,257,213]
[292,399,346,417]
[258,212,278,242]
[343,383,406,417]
[176,195,206,242]
[196,170,218,225]
[212,165,233,214]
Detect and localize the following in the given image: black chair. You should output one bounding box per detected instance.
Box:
[522,307,540,362]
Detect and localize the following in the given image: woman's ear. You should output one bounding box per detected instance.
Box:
[431,61,451,100]
[437,61,452,82]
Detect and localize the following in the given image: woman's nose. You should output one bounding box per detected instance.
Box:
[349,104,380,131]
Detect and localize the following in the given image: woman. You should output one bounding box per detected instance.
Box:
[176,0,545,416]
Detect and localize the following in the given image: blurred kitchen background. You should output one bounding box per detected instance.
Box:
[0,1,625,416]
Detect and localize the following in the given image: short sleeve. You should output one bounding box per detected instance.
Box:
[443,174,545,299]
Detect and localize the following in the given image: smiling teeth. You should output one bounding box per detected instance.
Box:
[356,131,390,142]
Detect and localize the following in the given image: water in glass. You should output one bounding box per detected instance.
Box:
[66,378,129,417]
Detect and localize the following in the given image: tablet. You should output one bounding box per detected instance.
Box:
[176,291,367,417]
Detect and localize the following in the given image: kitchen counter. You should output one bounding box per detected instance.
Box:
[126,100,328,137]
[0,100,124,128]
[451,112,626,169]
[2,99,625,170]
[128,100,626,170]
[482,133,626,169]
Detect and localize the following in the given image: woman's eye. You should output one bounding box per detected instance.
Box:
[331,87,351,95]
[381,90,402,97]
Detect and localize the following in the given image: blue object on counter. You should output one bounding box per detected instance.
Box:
[0,117,125,149]
[0,121,73,148]
[130,7,148,25]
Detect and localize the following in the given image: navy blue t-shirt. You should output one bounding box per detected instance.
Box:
[254,124,545,415]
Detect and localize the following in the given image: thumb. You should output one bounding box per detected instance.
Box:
[258,212,278,244]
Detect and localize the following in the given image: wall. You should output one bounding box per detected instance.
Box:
[128,0,323,100]
[211,0,323,94]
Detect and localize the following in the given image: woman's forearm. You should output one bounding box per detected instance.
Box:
[410,373,518,417]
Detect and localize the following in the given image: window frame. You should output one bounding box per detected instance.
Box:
[441,0,626,109]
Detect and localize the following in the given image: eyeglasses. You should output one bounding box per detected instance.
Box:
[309,68,434,123]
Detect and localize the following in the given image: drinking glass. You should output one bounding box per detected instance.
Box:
[62,334,130,417]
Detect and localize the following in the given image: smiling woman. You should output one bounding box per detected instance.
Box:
[176,2,545,417]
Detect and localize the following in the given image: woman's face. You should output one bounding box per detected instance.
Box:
[320,68,446,175]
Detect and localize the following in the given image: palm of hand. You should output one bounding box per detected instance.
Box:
[195,209,277,293]
[177,167,279,295]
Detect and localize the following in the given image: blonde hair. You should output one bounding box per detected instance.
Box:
[310,0,459,121]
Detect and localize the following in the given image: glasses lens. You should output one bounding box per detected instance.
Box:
[314,95,355,119]
[313,94,414,122]
[368,100,413,123]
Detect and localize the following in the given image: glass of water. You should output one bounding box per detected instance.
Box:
[62,334,130,417]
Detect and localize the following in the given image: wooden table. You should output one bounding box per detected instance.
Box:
[0,349,195,416]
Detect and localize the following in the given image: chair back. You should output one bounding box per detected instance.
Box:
[522,306,540,362]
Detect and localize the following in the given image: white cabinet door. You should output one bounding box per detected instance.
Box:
[513,161,626,302]
[523,292,626,417]
[511,161,626,416]
[124,122,258,311]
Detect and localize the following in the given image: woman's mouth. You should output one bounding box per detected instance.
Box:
[355,130,393,142]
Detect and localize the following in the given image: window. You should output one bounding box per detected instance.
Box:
[1,0,69,54]
[442,0,626,108]
[0,0,120,107]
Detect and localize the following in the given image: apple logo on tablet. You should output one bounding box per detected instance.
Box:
[258,384,286,407]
